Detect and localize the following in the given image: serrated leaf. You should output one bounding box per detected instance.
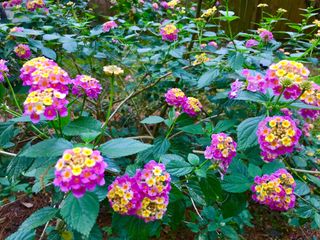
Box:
[261,160,285,174]
[41,47,56,60]
[60,193,99,236]
[197,69,219,88]
[248,164,262,177]
[63,117,102,142]
[6,230,35,240]
[237,116,265,150]
[99,138,152,158]
[165,159,194,177]
[221,173,251,193]
[19,207,58,231]
[295,180,310,196]
[20,138,73,158]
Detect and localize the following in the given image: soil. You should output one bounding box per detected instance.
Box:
[1,193,319,240]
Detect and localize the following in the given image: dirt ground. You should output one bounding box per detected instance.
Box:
[0,193,319,240]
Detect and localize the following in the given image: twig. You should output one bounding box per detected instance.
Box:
[193,150,205,154]
[190,197,203,220]
[127,136,154,140]
[39,221,50,240]
[0,150,17,157]
[291,168,320,175]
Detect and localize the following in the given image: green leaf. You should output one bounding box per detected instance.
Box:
[60,192,99,236]
[188,153,199,165]
[99,138,152,158]
[314,213,320,228]
[7,156,34,180]
[248,164,262,178]
[43,33,61,41]
[20,207,58,231]
[235,91,269,104]
[20,138,73,158]
[261,160,285,174]
[197,69,220,88]
[6,230,35,240]
[41,47,56,60]
[63,41,77,53]
[63,117,102,142]
[228,52,244,70]
[178,124,204,134]
[0,121,18,148]
[221,173,251,193]
[200,173,222,202]
[295,180,310,196]
[165,159,194,177]
[213,119,237,133]
[237,116,265,150]
[221,225,239,240]
[140,116,164,124]
[187,179,206,206]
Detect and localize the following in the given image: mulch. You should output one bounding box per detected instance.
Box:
[1,193,319,240]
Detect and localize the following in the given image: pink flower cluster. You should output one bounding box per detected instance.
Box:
[53,147,107,198]
[26,0,45,11]
[23,88,69,123]
[10,27,24,34]
[251,169,296,211]
[107,160,171,222]
[298,84,320,120]
[266,60,310,99]
[258,29,273,42]
[2,0,22,8]
[0,59,9,82]
[71,75,102,100]
[20,57,71,123]
[160,23,179,42]
[204,133,237,173]
[242,69,267,93]
[245,39,258,48]
[257,116,302,162]
[20,57,71,93]
[102,21,118,32]
[14,44,31,59]
[229,79,244,98]
[165,88,202,117]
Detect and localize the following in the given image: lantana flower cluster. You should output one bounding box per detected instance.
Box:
[192,53,209,66]
[165,88,202,117]
[20,57,71,93]
[26,0,45,11]
[242,69,267,93]
[251,169,296,211]
[102,21,118,32]
[21,57,71,122]
[107,160,171,222]
[160,23,179,42]
[71,75,102,100]
[201,6,217,18]
[0,59,9,82]
[299,83,320,120]
[257,116,302,162]
[54,147,107,198]
[14,44,31,59]
[266,60,311,99]
[2,0,22,8]
[258,28,273,42]
[23,88,68,123]
[204,133,237,173]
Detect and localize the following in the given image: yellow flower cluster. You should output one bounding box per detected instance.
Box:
[265,119,295,147]
[192,53,209,66]
[201,6,217,18]
[167,0,179,8]
[136,197,167,222]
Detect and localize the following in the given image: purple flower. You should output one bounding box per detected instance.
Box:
[71,75,102,100]
[160,23,179,42]
[245,39,258,48]
[14,44,32,59]
[165,88,186,107]
[251,169,296,211]
[258,29,273,42]
[204,133,237,173]
[229,79,244,99]
[182,97,202,117]
[257,116,302,162]
[0,59,9,82]
[54,148,107,198]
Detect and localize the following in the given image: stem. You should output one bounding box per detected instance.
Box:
[95,75,115,146]
[5,75,22,113]
[80,95,86,117]
[291,168,320,175]
[58,113,63,137]
[165,114,178,139]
